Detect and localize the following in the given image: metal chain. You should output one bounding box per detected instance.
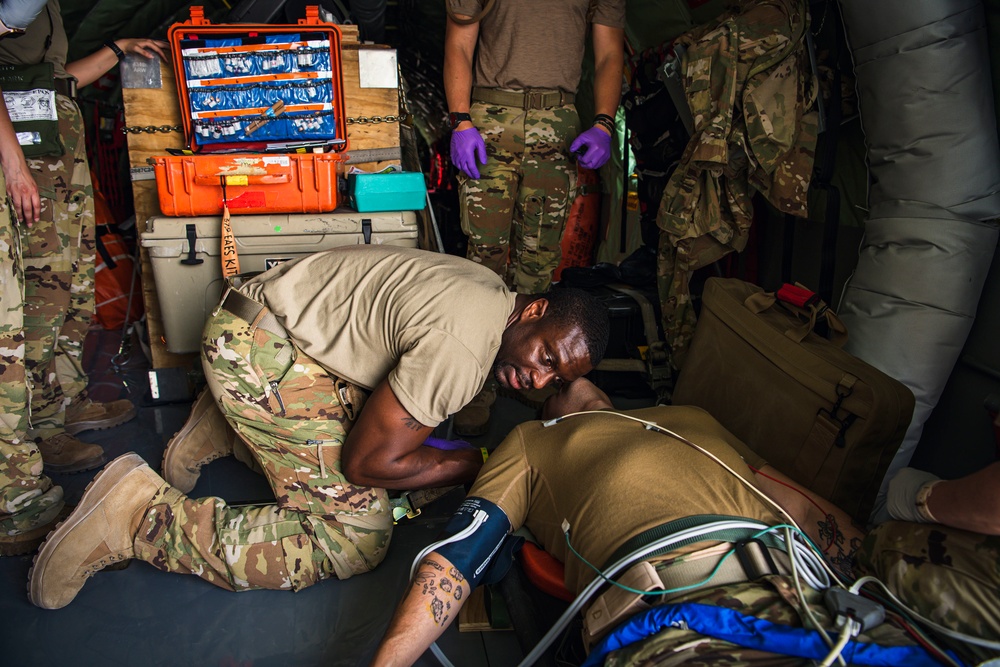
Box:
[122,124,183,135]
[346,114,408,125]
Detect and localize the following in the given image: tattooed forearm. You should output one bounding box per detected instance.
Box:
[818,513,860,579]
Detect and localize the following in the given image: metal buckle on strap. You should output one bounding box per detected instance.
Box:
[54,78,76,98]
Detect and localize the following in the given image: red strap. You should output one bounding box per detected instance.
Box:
[776,283,818,308]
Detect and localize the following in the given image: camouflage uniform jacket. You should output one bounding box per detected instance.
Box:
[657,0,818,365]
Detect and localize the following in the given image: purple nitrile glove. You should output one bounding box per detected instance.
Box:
[423,436,474,451]
[570,126,613,170]
[450,126,487,179]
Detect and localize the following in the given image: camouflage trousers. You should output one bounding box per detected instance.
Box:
[0,170,64,535]
[602,576,916,666]
[857,521,1000,662]
[20,93,96,441]
[133,307,392,591]
[459,97,579,294]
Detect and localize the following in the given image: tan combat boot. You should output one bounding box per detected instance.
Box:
[161,389,236,493]
[37,433,106,473]
[453,385,497,437]
[29,452,164,609]
[65,397,138,435]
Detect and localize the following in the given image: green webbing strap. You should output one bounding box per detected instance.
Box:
[602,514,784,570]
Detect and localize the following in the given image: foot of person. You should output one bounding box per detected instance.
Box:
[38,433,106,473]
[0,505,71,557]
[161,389,236,493]
[64,397,137,435]
[29,452,163,610]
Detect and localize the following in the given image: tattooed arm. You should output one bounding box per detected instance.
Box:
[752,464,865,578]
[371,553,471,667]
[342,379,483,489]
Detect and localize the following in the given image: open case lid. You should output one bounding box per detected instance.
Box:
[167,6,348,155]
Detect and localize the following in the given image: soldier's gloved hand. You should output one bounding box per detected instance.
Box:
[886,467,942,523]
[570,126,612,170]
[423,436,474,451]
[451,126,487,179]
[0,0,48,33]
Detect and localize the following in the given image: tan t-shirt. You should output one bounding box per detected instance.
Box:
[0,0,72,79]
[469,406,778,593]
[243,245,517,427]
[448,0,626,93]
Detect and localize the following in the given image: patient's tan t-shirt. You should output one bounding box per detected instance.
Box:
[469,406,778,593]
[243,245,516,427]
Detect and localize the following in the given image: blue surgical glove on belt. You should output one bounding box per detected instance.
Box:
[0,0,49,32]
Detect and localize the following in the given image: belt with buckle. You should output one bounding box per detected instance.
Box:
[54,78,76,98]
[220,288,287,338]
[471,86,574,110]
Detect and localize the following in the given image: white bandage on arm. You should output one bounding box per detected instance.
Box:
[886,467,942,523]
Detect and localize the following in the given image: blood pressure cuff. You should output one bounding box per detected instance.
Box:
[435,497,521,587]
[0,62,63,158]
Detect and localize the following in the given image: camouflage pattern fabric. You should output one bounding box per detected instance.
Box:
[602,575,917,666]
[857,521,1000,663]
[20,93,95,441]
[133,308,391,591]
[0,169,64,535]
[459,99,579,294]
[657,0,818,368]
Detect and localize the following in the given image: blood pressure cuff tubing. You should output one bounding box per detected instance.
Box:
[435,497,521,587]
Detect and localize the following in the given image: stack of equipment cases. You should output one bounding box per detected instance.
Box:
[143,7,419,354]
[142,211,419,354]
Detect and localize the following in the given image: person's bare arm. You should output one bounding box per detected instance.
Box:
[443,15,479,131]
[341,380,482,489]
[924,461,1000,535]
[371,552,471,667]
[0,89,39,224]
[590,23,625,123]
[752,465,865,576]
[66,38,169,89]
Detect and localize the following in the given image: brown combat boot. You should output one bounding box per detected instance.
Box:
[161,389,236,493]
[37,433,106,473]
[453,386,497,437]
[64,397,137,435]
[29,452,164,609]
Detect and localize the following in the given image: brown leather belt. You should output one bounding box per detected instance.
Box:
[472,86,574,110]
[54,78,76,98]
[219,288,287,338]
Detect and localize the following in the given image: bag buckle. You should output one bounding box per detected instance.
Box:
[776,283,819,308]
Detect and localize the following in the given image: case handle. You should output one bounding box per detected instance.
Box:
[194,173,291,186]
[744,283,848,347]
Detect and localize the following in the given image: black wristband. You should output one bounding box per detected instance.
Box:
[104,40,125,61]
[593,113,615,125]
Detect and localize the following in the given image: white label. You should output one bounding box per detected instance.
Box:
[130,166,157,182]
[262,155,290,167]
[2,88,58,122]
[15,131,41,146]
[358,49,398,88]
[148,370,161,400]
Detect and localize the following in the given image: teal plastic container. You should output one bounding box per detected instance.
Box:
[349,172,427,212]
